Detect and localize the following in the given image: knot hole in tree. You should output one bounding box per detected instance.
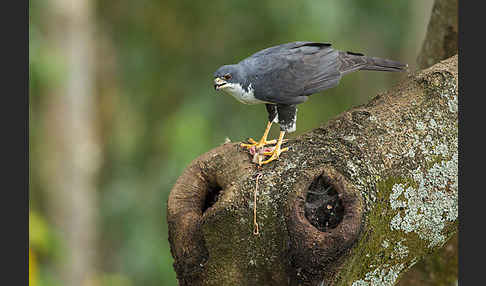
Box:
[305,175,344,232]
[286,168,363,285]
[202,181,222,213]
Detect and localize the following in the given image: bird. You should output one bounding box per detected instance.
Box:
[213,41,407,165]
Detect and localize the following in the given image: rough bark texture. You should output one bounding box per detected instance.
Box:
[417,0,458,69]
[167,55,458,286]
[397,0,459,284]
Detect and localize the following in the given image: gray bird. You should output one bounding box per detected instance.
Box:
[213,41,407,165]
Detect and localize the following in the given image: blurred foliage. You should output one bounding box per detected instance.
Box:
[30,248,36,286]
[30,1,433,285]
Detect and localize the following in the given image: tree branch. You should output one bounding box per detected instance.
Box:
[397,1,459,284]
[167,55,458,286]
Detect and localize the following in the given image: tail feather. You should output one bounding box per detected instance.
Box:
[361,56,408,72]
[338,51,408,74]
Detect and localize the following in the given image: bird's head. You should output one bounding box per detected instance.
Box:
[213,65,243,91]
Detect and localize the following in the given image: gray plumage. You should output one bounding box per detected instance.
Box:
[214,41,407,132]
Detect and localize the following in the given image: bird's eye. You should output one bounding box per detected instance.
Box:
[223,74,232,80]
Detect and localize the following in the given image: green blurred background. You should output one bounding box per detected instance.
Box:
[29,1,434,285]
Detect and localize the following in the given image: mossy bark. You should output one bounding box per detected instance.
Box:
[167,55,458,286]
[397,0,459,284]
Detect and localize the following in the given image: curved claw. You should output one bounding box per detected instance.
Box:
[260,146,288,165]
[240,138,277,149]
[240,121,276,150]
[259,131,288,165]
[247,138,258,144]
[263,147,288,156]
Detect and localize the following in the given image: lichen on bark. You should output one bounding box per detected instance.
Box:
[325,56,458,286]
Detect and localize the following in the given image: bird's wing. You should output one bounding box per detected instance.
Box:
[240,42,343,104]
[244,51,308,105]
[300,46,343,96]
[247,41,331,58]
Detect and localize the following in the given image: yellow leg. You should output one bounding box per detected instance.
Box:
[260,131,288,165]
[240,121,277,149]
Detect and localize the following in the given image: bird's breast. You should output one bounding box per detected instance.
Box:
[222,83,268,105]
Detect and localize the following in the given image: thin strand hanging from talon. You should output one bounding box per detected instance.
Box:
[260,131,288,165]
[240,121,277,149]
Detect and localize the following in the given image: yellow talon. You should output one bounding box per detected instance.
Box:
[240,121,277,149]
[248,138,258,144]
[260,131,287,165]
[240,139,277,149]
[263,147,288,156]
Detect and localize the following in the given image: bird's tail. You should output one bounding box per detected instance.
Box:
[361,56,408,72]
[338,51,408,74]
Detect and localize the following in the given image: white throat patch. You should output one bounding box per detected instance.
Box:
[220,83,267,105]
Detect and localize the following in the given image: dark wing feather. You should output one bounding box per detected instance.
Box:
[247,41,331,59]
[239,42,337,105]
[301,47,342,96]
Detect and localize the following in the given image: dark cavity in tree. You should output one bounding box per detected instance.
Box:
[305,175,344,232]
[202,182,222,213]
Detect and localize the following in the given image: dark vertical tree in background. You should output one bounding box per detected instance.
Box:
[417,0,458,69]
[35,0,101,285]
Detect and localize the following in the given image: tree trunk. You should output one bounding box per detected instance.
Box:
[168,0,458,284]
[167,54,458,286]
[42,0,101,285]
[397,0,458,285]
[417,0,458,69]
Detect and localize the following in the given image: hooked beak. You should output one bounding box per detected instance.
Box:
[214,77,227,90]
